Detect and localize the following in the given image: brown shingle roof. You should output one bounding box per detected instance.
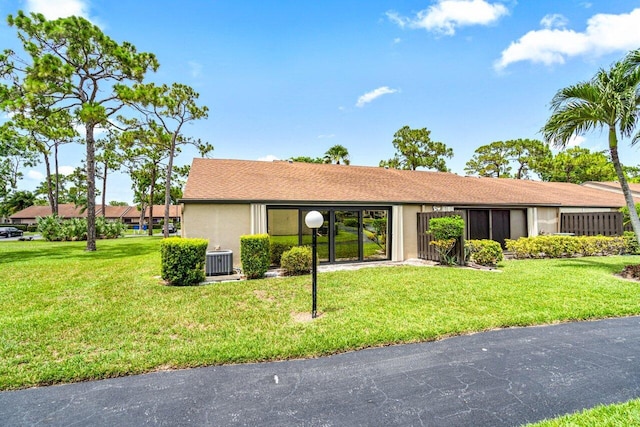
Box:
[10,204,180,220]
[182,158,635,208]
[121,205,181,219]
[9,204,88,219]
[582,181,640,197]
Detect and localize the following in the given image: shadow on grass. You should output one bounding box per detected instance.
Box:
[0,238,161,265]
[555,256,640,274]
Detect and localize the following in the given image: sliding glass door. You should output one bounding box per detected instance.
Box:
[267,206,391,264]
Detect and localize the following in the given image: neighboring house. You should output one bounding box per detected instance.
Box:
[10,204,181,225]
[582,181,640,198]
[120,205,182,225]
[180,158,635,267]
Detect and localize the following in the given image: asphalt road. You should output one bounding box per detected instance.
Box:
[1,316,640,426]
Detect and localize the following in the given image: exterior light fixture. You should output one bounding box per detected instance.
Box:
[305,210,323,318]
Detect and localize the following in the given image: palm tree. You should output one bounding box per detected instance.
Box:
[323,144,350,165]
[542,50,640,245]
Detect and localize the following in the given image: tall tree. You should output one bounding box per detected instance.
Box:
[464,141,512,178]
[381,126,453,171]
[464,139,551,179]
[95,131,123,218]
[0,124,39,199]
[1,11,158,251]
[542,50,640,245]
[120,126,168,236]
[507,139,552,179]
[536,147,616,184]
[120,83,211,237]
[6,110,76,214]
[323,144,350,165]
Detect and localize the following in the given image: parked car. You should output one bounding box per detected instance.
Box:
[0,226,24,238]
[167,223,176,233]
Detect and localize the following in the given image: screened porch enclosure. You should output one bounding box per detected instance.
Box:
[267,206,390,264]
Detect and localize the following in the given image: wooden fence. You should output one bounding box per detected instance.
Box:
[417,211,466,265]
[560,212,624,236]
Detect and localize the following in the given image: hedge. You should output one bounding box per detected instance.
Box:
[465,239,503,266]
[240,234,270,279]
[160,237,208,286]
[281,246,313,276]
[505,235,632,259]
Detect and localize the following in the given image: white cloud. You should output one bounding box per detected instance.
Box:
[356,86,398,107]
[495,8,640,70]
[26,0,90,20]
[188,61,203,79]
[566,135,585,148]
[540,13,568,30]
[59,165,76,175]
[27,170,44,181]
[258,155,280,162]
[387,0,509,36]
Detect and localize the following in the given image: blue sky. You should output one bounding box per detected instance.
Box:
[2,0,640,203]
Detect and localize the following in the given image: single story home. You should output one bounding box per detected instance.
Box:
[582,181,640,198]
[180,158,635,266]
[10,203,181,225]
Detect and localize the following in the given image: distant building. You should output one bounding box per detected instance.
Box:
[9,204,181,225]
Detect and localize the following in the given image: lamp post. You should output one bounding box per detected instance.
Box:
[305,210,323,319]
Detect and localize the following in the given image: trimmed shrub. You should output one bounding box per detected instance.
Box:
[429,215,465,266]
[161,237,208,286]
[240,234,270,279]
[623,231,640,255]
[465,239,503,266]
[505,235,629,259]
[270,241,292,267]
[281,246,313,275]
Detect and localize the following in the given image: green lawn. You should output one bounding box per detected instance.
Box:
[525,398,640,426]
[1,237,640,390]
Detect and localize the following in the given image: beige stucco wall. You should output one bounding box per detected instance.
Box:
[182,203,251,267]
[401,205,422,260]
[510,209,527,239]
[536,207,559,235]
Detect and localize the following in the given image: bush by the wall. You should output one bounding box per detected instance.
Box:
[465,239,503,266]
[160,237,208,286]
[270,241,292,266]
[428,215,464,265]
[505,235,630,259]
[281,246,313,275]
[240,234,271,279]
[623,231,640,255]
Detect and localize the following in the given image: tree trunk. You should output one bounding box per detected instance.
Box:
[148,168,156,236]
[609,127,640,246]
[85,124,97,251]
[43,151,55,215]
[54,143,60,215]
[163,136,177,238]
[101,163,107,218]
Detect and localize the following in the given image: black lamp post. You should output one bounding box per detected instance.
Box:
[305,210,323,319]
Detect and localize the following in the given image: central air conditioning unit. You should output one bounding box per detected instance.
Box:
[205,250,234,276]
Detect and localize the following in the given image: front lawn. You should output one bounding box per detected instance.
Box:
[1,237,640,390]
[525,398,640,426]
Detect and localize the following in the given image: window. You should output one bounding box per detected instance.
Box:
[267,206,391,264]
